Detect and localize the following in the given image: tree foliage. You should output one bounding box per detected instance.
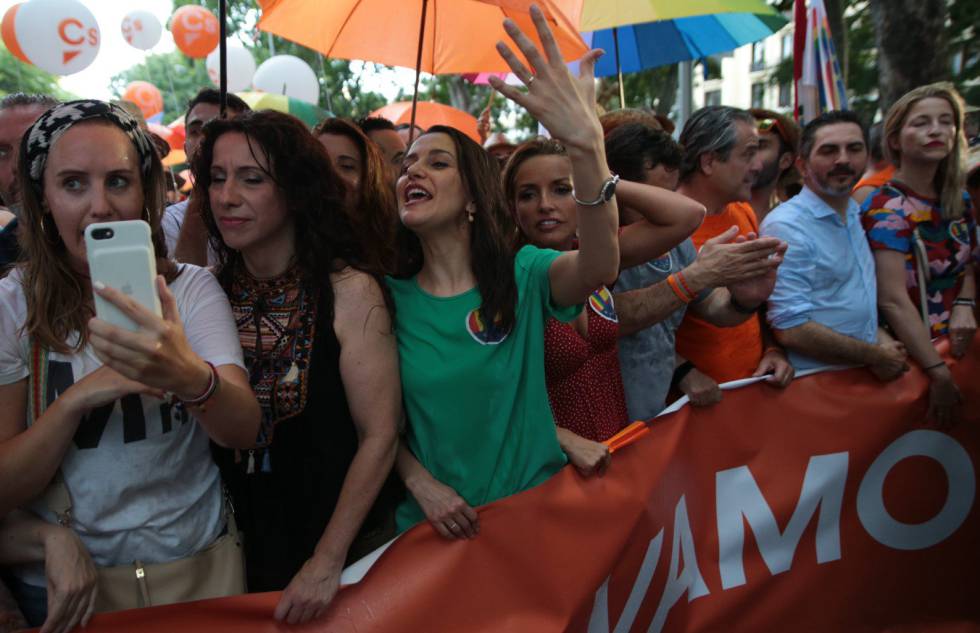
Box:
[110,51,211,121]
[108,0,975,134]
[163,0,387,119]
[0,43,74,99]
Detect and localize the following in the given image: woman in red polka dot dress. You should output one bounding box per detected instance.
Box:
[502,139,705,473]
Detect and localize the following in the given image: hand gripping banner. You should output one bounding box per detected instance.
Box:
[73,338,980,632]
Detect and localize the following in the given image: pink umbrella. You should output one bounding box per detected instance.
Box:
[461,72,523,85]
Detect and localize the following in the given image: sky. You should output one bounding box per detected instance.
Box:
[0,0,416,103]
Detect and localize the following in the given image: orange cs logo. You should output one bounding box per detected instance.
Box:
[58,17,97,64]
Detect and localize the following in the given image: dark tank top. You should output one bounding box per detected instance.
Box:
[212,276,399,592]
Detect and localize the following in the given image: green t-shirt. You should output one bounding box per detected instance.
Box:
[387,245,580,532]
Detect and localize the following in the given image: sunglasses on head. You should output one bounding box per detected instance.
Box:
[757,117,789,144]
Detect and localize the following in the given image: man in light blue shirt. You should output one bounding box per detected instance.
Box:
[761,111,908,378]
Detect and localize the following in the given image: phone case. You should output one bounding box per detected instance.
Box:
[84,220,162,331]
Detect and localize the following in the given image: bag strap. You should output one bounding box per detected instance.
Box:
[28,339,74,528]
[911,227,931,328]
[27,338,49,425]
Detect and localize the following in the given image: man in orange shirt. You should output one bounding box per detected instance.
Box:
[673,107,796,403]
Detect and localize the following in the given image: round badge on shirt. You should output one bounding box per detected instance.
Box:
[465,308,510,345]
[588,287,618,322]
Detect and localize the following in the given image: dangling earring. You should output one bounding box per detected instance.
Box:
[142,206,151,223]
[40,214,59,244]
[466,202,475,223]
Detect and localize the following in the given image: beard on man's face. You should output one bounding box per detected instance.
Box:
[813,164,859,196]
[752,157,781,190]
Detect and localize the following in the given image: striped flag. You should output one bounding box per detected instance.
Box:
[793,0,848,123]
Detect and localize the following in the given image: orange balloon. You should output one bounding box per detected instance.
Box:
[122,81,163,120]
[1,4,30,63]
[170,5,218,59]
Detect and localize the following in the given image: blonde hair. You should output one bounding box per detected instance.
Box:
[883,82,967,221]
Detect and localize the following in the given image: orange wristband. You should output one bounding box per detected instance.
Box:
[666,274,693,303]
[676,270,696,298]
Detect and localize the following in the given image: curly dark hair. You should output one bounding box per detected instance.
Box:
[191,110,377,296]
[313,117,398,273]
[605,123,683,183]
[394,125,518,332]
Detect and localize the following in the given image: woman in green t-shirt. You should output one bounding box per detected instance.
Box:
[388,8,622,539]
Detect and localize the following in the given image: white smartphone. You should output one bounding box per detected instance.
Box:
[84,220,162,331]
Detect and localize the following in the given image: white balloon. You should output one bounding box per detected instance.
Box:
[206,43,256,94]
[13,0,100,75]
[121,10,161,51]
[252,55,319,106]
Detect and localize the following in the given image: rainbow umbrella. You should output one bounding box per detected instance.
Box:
[558,0,780,31]
[586,12,788,77]
[236,91,331,128]
[554,0,784,107]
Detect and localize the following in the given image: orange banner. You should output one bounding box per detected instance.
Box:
[74,339,980,633]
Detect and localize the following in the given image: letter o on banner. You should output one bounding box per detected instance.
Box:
[122,81,164,120]
[121,10,162,51]
[171,5,219,59]
[206,42,256,93]
[252,55,320,106]
[857,430,975,550]
[2,0,100,75]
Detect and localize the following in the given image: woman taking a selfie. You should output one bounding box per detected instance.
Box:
[195,110,400,625]
[0,100,261,629]
[390,8,620,540]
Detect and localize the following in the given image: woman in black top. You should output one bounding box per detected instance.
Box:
[192,110,400,624]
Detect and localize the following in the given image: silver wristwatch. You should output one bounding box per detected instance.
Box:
[572,174,620,207]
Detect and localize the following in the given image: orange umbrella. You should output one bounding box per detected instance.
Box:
[370,101,480,142]
[258,0,588,138]
[256,0,587,75]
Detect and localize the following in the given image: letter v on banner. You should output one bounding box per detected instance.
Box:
[587,531,665,633]
[587,496,709,633]
[715,453,848,589]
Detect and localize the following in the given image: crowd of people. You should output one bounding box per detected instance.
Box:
[0,7,976,633]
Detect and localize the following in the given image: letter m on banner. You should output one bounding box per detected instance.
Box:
[716,453,848,589]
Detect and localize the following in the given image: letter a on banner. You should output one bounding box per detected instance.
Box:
[649,496,709,633]
[716,452,848,589]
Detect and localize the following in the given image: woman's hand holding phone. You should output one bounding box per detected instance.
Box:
[87,275,211,401]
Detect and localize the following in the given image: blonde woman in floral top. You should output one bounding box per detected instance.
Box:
[861,82,977,427]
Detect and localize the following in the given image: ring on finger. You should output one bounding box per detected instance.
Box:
[526,75,536,87]
[448,521,459,531]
